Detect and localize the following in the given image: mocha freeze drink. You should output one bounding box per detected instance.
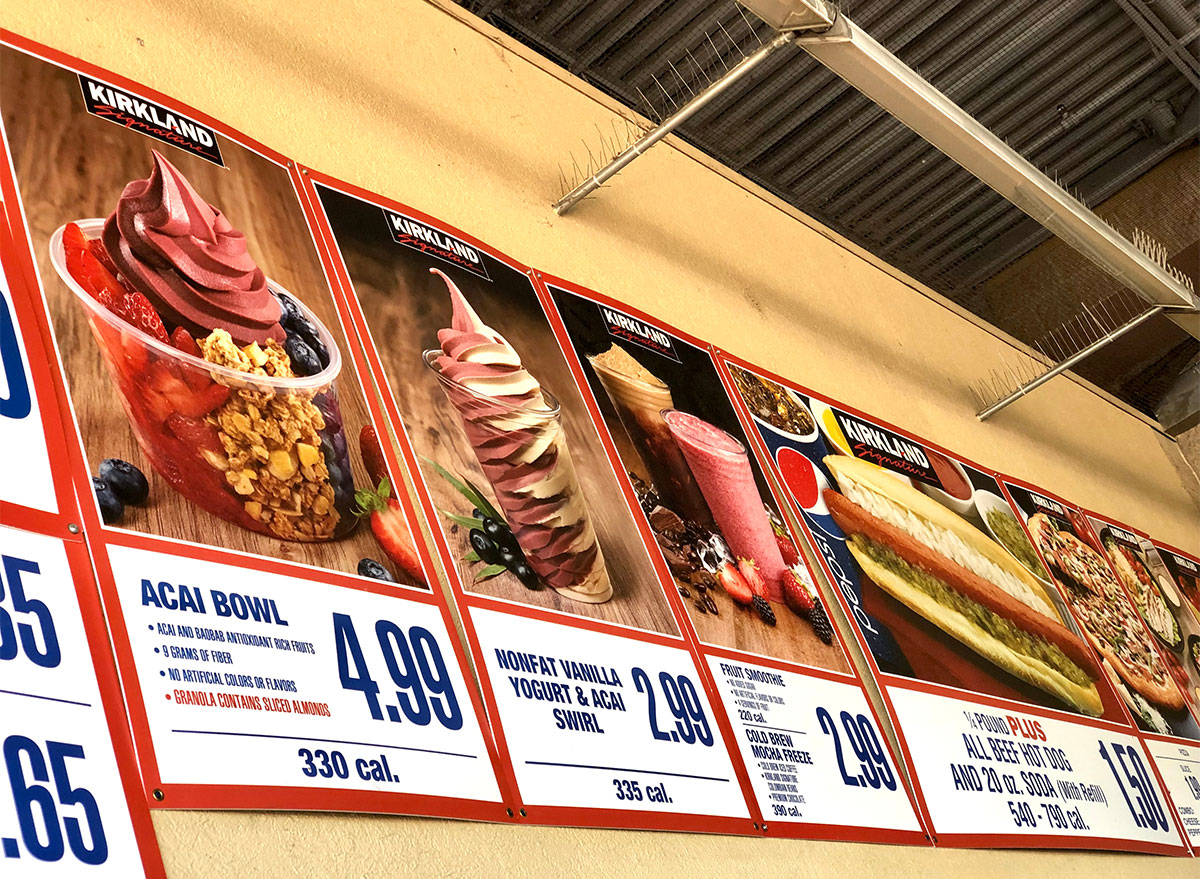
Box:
[426,270,612,603]
[588,345,714,529]
[663,410,787,600]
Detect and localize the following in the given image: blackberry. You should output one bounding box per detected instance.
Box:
[810,598,834,644]
[752,595,776,626]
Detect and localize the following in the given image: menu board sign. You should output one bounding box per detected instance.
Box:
[717,352,1186,853]
[0,36,508,819]
[0,522,164,877]
[541,280,925,843]
[0,212,75,533]
[1143,540,1200,846]
[305,173,755,832]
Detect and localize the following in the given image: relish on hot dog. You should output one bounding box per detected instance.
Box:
[824,456,1102,716]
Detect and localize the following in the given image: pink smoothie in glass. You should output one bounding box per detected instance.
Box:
[662,409,787,601]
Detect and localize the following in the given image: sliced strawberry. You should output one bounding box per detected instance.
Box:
[716,560,753,605]
[87,236,121,278]
[166,413,223,457]
[359,424,390,486]
[354,477,425,585]
[781,567,815,619]
[171,326,201,357]
[172,383,230,417]
[64,223,129,306]
[738,557,769,601]
[111,289,169,343]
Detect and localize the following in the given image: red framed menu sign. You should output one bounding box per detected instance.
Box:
[302,172,757,833]
[0,214,164,876]
[0,186,78,537]
[538,279,926,843]
[1137,539,1200,847]
[715,351,1186,853]
[0,34,508,819]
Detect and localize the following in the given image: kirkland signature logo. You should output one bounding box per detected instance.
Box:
[79,75,223,166]
[383,210,490,279]
[599,306,679,361]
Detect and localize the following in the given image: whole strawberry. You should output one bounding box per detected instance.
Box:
[715,560,753,606]
[738,557,769,601]
[774,530,800,568]
[781,567,815,619]
[359,424,390,486]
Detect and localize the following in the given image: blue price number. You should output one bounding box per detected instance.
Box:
[1008,800,1037,828]
[1186,774,1200,801]
[0,291,32,420]
[816,707,897,791]
[612,778,643,802]
[333,614,463,730]
[3,736,106,865]
[297,748,350,780]
[631,668,713,746]
[0,555,61,669]
[1098,740,1169,831]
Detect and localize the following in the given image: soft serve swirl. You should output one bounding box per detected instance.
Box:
[431,269,611,602]
[102,150,282,345]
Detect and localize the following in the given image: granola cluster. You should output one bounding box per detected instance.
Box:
[198,329,339,541]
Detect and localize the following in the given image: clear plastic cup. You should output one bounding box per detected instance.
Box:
[50,219,357,542]
[587,354,714,529]
[663,409,787,600]
[423,349,612,603]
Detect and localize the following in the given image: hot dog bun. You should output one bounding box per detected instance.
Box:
[825,456,1063,622]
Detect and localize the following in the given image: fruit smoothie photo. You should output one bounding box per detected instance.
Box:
[547,283,851,675]
[1,45,425,587]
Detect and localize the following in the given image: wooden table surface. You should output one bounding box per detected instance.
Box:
[1,51,417,585]
[326,210,679,636]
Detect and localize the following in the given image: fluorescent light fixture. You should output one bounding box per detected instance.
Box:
[738,0,1198,335]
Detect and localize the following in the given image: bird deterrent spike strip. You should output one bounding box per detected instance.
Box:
[558,3,763,201]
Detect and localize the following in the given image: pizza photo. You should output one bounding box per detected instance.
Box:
[1026,513,1185,722]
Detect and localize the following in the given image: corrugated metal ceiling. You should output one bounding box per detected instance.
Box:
[461,0,1199,414]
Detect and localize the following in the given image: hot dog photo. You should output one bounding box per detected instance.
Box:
[726,367,1125,721]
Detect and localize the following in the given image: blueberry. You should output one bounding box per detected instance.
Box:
[275,291,303,328]
[513,562,540,589]
[98,458,149,505]
[469,529,500,564]
[285,308,329,369]
[284,334,321,377]
[92,477,124,524]
[357,558,396,582]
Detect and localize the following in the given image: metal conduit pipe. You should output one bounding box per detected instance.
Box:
[873,54,1174,248]
[829,9,1132,221]
[765,0,1058,182]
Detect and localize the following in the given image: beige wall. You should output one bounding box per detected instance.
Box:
[5,0,1200,874]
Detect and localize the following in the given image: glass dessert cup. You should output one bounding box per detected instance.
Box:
[587,354,715,529]
[662,409,787,601]
[423,349,612,603]
[50,219,357,542]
